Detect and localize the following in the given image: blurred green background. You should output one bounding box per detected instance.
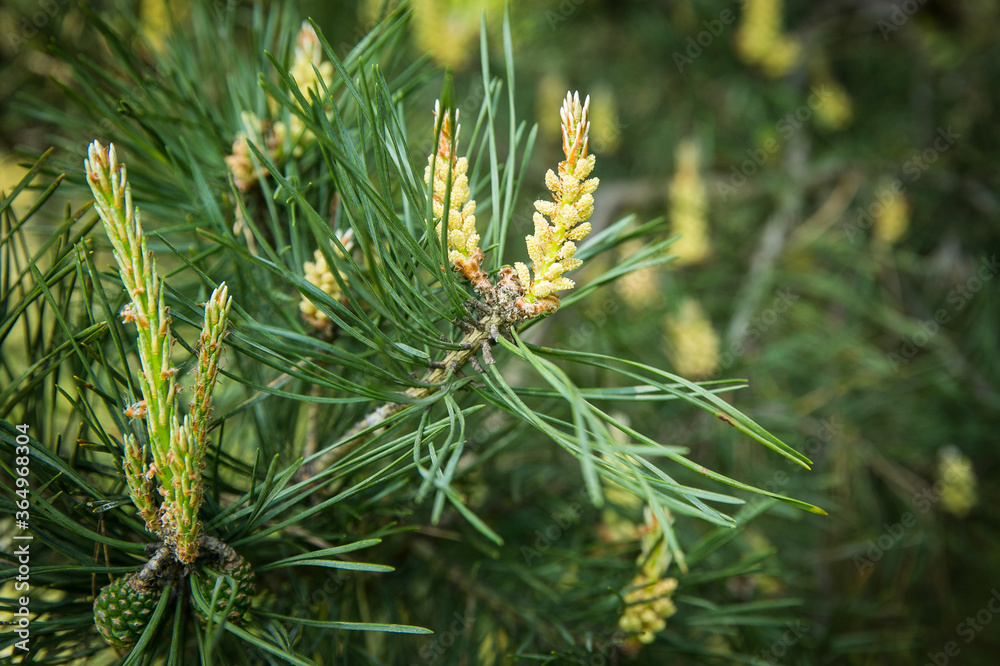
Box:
[2,0,998,663]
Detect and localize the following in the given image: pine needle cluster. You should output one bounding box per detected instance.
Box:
[0,3,826,664]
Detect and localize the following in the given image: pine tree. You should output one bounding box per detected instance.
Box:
[1,3,827,664]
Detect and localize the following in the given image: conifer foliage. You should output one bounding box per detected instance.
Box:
[1,3,826,664]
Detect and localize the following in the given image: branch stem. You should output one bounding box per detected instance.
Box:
[307,313,499,473]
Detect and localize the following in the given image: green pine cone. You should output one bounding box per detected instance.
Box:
[192,551,255,623]
[93,572,159,648]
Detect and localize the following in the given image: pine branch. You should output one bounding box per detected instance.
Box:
[304,310,501,472]
[85,141,179,538]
